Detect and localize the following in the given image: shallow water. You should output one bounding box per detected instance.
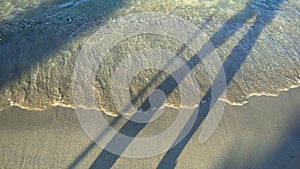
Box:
[0,0,299,115]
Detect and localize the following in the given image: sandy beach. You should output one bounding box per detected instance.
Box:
[0,1,299,168]
[1,87,299,169]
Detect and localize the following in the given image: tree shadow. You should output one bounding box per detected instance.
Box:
[67,0,284,168]
[0,0,126,89]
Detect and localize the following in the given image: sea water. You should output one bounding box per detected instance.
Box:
[0,0,299,116]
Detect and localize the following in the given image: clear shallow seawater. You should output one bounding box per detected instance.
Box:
[0,0,299,115]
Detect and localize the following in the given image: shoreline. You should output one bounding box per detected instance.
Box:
[1,84,299,115]
[0,86,300,168]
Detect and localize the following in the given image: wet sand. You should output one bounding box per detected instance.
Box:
[0,88,300,169]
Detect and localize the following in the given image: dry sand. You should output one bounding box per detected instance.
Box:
[0,88,300,169]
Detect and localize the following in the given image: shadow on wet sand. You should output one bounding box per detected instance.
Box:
[73,0,285,169]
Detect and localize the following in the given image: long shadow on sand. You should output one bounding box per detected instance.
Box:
[157,0,284,168]
[77,0,285,169]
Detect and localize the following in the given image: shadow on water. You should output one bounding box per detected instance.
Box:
[157,0,284,168]
[67,14,212,169]
[91,0,286,169]
[0,0,126,89]
[2,0,281,168]
[0,0,289,168]
[124,18,213,113]
[70,0,285,169]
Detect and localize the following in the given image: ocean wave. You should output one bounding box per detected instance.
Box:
[1,85,299,117]
[0,0,299,117]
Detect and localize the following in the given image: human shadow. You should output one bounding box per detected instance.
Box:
[67,18,212,169]
[157,0,284,168]
[0,0,125,89]
[69,0,284,168]
[67,115,122,169]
